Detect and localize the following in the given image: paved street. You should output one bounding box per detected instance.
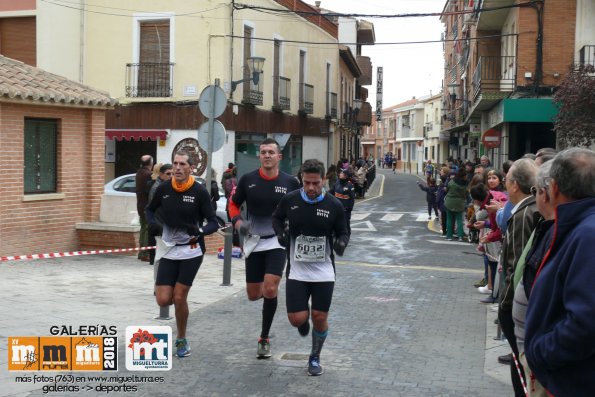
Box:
[1,169,512,396]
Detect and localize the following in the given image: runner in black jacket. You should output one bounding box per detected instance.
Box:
[272,159,349,376]
[228,138,300,359]
[146,150,218,358]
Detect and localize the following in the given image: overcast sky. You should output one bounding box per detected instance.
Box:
[304,0,446,109]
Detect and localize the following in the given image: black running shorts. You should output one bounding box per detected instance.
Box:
[245,248,286,283]
[286,279,335,313]
[156,256,203,287]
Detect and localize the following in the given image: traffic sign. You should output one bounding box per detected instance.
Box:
[197,120,225,152]
[481,128,501,149]
[198,85,226,118]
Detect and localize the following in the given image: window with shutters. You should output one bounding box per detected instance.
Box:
[24,118,58,194]
[0,17,36,66]
[127,17,174,97]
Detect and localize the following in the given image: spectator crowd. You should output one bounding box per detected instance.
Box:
[416,148,595,397]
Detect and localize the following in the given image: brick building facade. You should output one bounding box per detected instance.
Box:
[0,55,115,257]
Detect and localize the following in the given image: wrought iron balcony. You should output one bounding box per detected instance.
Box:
[326,92,337,119]
[242,75,264,106]
[355,101,372,126]
[472,56,516,100]
[342,102,351,126]
[126,62,174,98]
[272,75,290,110]
[299,83,314,115]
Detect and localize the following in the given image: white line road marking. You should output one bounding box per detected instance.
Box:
[415,214,431,221]
[351,212,370,221]
[380,213,403,221]
[350,220,377,232]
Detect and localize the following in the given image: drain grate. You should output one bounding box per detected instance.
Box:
[280,353,309,361]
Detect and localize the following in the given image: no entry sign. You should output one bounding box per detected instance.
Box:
[482,129,501,149]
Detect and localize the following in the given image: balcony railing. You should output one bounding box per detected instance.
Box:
[272,76,290,110]
[299,83,314,114]
[356,101,372,126]
[579,45,595,67]
[472,56,516,100]
[241,77,263,106]
[126,62,174,98]
[450,66,457,84]
[342,102,351,125]
[326,92,337,119]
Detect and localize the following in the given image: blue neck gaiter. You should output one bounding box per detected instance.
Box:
[300,188,325,204]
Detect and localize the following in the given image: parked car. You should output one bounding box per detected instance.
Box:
[104,174,228,226]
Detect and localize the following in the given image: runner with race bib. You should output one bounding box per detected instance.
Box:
[272,159,349,376]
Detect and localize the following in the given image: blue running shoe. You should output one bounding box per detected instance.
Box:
[176,338,191,357]
[308,355,324,376]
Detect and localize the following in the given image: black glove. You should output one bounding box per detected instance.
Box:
[148,223,163,236]
[186,224,201,237]
[277,225,289,247]
[333,238,347,256]
[236,219,251,237]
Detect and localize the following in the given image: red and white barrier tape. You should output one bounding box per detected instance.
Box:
[1,224,234,262]
[512,351,529,397]
[0,246,156,262]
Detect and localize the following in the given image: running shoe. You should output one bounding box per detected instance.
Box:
[478,286,492,295]
[175,338,191,357]
[473,278,487,287]
[308,355,324,376]
[257,338,272,359]
[298,320,310,337]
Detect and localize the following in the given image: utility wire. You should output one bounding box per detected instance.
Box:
[224,32,520,47]
[39,0,227,18]
[233,0,542,19]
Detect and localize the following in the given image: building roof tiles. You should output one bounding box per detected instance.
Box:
[0,55,116,107]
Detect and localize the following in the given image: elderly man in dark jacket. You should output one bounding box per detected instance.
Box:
[135,154,153,262]
[498,158,541,397]
[525,148,595,397]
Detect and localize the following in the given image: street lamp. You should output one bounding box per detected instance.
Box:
[231,56,265,93]
[353,98,362,111]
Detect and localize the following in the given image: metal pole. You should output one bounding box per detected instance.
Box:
[221,225,233,286]
[205,79,220,195]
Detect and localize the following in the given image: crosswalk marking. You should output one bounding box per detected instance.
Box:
[351,212,370,221]
[350,220,377,232]
[380,213,403,221]
[415,214,431,222]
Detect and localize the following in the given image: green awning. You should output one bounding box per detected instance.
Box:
[502,98,557,123]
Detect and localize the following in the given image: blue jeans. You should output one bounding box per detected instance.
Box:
[445,209,463,239]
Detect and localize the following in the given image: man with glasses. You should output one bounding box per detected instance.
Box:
[498,158,541,396]
[511,160,555,396]
[147,163,173,265]
[525,148,595,396]
[228,138,301,359]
